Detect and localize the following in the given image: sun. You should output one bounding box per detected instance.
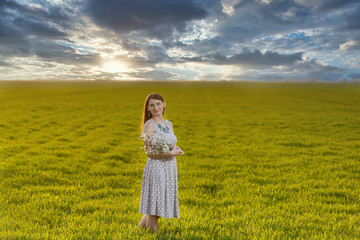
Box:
[102,61,129,73]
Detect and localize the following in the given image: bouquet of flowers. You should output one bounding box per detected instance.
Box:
[140,133,173,155]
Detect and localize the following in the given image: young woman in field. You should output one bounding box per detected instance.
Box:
[137,93,184,233]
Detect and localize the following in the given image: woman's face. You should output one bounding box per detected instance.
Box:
[147,99,165,117]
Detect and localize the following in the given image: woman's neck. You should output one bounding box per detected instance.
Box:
[152,115,164,124]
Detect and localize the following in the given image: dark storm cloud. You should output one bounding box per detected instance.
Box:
[0,60,12,67]
[296,0,359,12]
[33,41,102,66]
[0,21,32,57]
[226,58,345,81]
[283,59,345,81]
[258,0,310,23]
[294,59,343,73]
[214,0,358,50]
[215,50,303,66]
[182,49,303,66]
[348,73,360,80]
[344,8,360,30]
[0,0,70,58]
[12,18,67,38]
[0,0,70,27]
[0,0,100,68]
[87,0,208,38]
[213,2,312,46]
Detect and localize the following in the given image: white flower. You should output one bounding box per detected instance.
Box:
[140,133,173,155]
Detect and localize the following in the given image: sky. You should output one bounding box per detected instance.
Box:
[1,0,360,81]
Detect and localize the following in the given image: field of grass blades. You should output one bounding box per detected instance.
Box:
[0,81,359,239]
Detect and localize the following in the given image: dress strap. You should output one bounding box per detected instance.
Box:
[164,119,172,130]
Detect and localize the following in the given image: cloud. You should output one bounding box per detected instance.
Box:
[222,58,344,81]
[128,70,177,80]
[218,50,303,66]
[221,0,242,16]
[11,17,67,38]
[282,58,345,81]
[182,49,303,66]
[348,72,360,81]
[0,60,12,67]
[0,0,70,21]
[0,0,71,58]
[0,0,358,81]
[339,40,360,51]
[87,0,208,38]
[258,0,272,5]
[344,8,360,30]
[33,41,101,66]
[213,2,312,46]
[294,0,358,12]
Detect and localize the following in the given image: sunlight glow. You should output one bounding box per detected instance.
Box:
[102,61,129,73]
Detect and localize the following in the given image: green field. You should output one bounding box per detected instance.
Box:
[1,81,360,239]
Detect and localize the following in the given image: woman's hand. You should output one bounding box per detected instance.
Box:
[170,145,184,156]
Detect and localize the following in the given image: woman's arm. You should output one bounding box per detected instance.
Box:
[146,149,176,159]
[146,145,183,159]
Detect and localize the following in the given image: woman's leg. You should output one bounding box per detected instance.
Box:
[137,215,148,229]
[146,215,160,232]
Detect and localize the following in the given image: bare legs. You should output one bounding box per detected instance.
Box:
[147,215,160,232]
[137,215,160,232]
[138,215,148,229]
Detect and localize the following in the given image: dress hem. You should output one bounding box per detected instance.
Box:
[139,210,180,219]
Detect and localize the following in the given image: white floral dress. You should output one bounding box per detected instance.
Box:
[139,119,180,218]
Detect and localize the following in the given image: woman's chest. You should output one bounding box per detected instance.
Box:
[157,131,177,145]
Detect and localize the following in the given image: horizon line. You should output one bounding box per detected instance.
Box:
[0,79,358,83]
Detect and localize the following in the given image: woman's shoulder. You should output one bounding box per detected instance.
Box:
[145,119,157,126]
[143,120,155,133]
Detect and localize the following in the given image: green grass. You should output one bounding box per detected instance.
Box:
[0,81,360,239]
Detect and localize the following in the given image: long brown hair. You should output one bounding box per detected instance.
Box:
[141,93,165,130]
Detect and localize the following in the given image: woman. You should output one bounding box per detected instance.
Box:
[137,93,184,233]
